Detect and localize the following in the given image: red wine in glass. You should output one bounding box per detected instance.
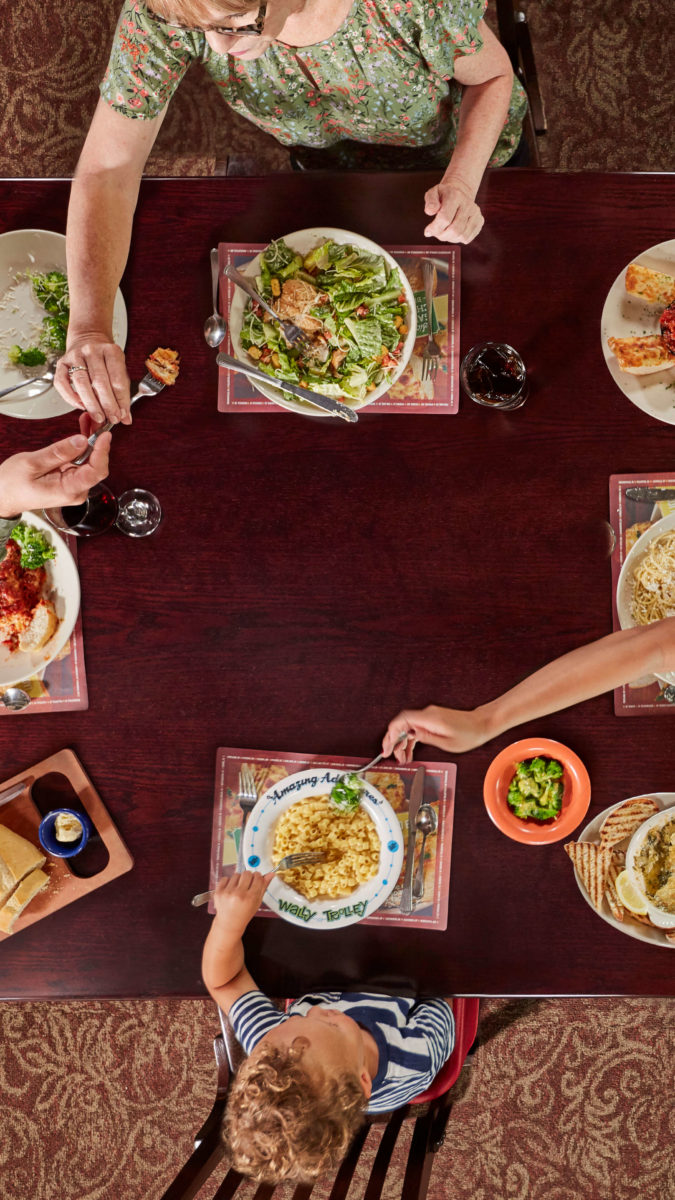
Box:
[43,483,119,537]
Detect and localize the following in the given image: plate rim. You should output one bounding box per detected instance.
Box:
[0,228,127,421]
[227,226,417,416]
[0,510,81,687]
[575,792,675,949]
[615,511,675,685]
[600,236,675,426]
[242,765,404,929]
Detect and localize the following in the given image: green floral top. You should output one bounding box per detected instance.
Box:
[101,0,526,164]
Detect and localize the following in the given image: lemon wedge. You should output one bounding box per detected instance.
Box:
[615,870,649,915]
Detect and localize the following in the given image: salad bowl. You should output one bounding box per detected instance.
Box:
[227,227,416,416]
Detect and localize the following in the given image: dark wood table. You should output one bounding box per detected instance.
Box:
[1,172,674,1000]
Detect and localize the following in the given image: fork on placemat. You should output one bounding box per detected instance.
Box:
[236,763,258,872]
[419,258,442,382]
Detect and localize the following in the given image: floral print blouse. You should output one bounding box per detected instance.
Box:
[101,0,526,164]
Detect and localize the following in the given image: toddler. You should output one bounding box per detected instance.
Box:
[202,871,454,1182]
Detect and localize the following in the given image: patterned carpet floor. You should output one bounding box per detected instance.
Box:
[2,2,674,1198]
[1,0,673,176]
[1,997,673,1200]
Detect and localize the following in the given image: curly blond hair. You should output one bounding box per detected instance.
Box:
[225,1041,367,1182]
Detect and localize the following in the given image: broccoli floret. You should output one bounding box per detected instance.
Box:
[330,772,364,813]
[544,759,564,779]
[514,761,532,779]
[8,344,47,367]
[506,792,541,819]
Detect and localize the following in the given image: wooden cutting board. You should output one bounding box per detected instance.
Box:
[0,748,133,941]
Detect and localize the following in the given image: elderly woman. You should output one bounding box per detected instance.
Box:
[57,0,526,423]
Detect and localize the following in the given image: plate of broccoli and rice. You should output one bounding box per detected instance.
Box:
[0,229,127,420]
[227,227,416,415]
[483,738,591,844]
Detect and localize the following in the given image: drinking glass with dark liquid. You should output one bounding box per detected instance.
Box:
[460,341,528,410]
[43,484,162,538]
[43,483,119,537]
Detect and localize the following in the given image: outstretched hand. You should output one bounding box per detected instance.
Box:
[382,704,491,761]
[0,418,112,517]
[423,177,484,245]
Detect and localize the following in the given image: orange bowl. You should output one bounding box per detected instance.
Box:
[483,737,591,845]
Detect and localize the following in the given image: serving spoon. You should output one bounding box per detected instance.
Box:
[203,248,227,349]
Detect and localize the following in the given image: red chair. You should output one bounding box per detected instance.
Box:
[159,997,480,1200]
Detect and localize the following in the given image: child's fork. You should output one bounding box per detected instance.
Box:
[190,852,330,907]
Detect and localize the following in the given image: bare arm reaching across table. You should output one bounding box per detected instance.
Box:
[382,620,675,760]
[55,98,166,426]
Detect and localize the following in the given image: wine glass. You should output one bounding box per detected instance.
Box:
[43,484,162,538]
[115,489,162,537]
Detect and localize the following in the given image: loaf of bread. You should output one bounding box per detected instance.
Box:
[0,824,46,908]
[0,868,49,933]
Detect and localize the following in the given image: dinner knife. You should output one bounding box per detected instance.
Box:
[0,780,29,809]
[400,766,425,915]
[625,487,675,503]
[216,352,358,423]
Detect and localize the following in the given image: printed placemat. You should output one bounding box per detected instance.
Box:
[217,243,460,414]
[609,473,675,714]
[210,748,456,930]
[0,540,88,714]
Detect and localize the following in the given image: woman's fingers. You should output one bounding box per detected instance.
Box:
[55,340,130,424]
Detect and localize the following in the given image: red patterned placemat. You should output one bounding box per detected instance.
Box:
[210,748,456,930]
[609,473,675,714]
[217,243,459,414]
[0,540,88,714]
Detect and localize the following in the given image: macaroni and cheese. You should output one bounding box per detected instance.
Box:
[272,794,380,901]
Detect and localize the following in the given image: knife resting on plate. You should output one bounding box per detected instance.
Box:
[216,352,358,423]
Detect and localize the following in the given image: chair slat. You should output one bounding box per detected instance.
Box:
[362,1108,408,1200]
[326,1121,371,1200]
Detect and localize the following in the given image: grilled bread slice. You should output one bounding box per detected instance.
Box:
[599,797,660,847]
[0,824,46,908]
[0,867,49,933]
[625,264,675,307]
[604,850,626,922]
[607,335,675,375]
[564,841,612,913]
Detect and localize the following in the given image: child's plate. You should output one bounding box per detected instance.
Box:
[242,767,404,929]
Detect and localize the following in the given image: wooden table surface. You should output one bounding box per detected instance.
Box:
[1,171,674,999]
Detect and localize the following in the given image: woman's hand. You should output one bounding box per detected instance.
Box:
[382,704,491,762]
[0,421,112,517]
[54,332,131,427]
[423,177,484,245]
[212,871,274,933]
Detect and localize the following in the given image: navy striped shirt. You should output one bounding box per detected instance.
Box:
[229,991,454,1113]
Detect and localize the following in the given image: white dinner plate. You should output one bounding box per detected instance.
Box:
[575,793,675,950]
[601,238,675,425]
[227,226,416,416]
[0,512,80,688]
[242,767,404,929]
[0,229,127,420]
[616,512,675,686]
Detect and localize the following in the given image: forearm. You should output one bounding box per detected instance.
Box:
[443,73,513,195]
[66,167,140,341]
[202,919,246,997]
[481,622,675,739]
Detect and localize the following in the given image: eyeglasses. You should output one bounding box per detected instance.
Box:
[149,0,267,36]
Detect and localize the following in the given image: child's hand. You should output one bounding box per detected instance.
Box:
[212,870,274,934]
